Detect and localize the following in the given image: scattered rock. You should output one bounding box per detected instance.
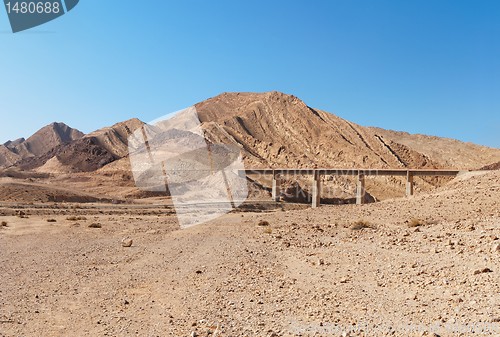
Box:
[258,220,270,226]
[473,268,493,275]
[420,332,440,337]
[121,238,133,247]
[88,223,102,228]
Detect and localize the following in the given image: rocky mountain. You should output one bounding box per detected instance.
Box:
[85,118,144,158]
[12,122,84,157]
[0,122,84,168]
[480,161,500,170]
[369,127,500,170]
[3,137,25,148]
[0,145,21,167]
[196,92,500,170]
[6,92,499,174]
[18,119,144,173]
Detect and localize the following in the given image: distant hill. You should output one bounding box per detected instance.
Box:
[0,145,21,167]
[0,122,84,167]
[3,137,25,148]
[11,122,84,157]
[18,119,144,173]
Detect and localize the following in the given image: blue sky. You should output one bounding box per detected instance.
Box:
[0,0,499,147]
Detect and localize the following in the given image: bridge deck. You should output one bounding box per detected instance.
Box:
[240,168,463,176]
[239,168,467,207]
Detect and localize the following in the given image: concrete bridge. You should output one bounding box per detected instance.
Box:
[240,168,465,207]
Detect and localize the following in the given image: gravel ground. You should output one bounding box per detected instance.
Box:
[1,171,499,337]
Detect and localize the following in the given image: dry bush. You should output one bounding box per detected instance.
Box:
[263,227,273,234]
[66,216,87,221]
[408,218,426,228]
[258,220,270,227]
[1,221,7,227]
[88,223,102,228]
[16,211,28,219]
[47,219,57,223]
[351,220,373,230]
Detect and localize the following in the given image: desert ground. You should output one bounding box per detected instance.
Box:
[1,169,499,337]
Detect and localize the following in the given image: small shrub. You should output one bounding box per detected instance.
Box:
[408,218,426,228]
[47,219,57,223]
[351,220,373,230]
[1,221,7,227]
[258,220,270,227]
[263,227,273,234]
[66,216,87,221]
[17,211,28,218]
[88,223,102,228]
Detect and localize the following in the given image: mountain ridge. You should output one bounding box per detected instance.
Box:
[1,92,499,174]
[196,91,498,170]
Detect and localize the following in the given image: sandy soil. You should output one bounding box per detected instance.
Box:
[1,171,499,337]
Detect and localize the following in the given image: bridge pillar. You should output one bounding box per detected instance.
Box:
[356,173,365,205]
[272,170,281,201]
[312,170,321,208]
[406,171,414,197]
